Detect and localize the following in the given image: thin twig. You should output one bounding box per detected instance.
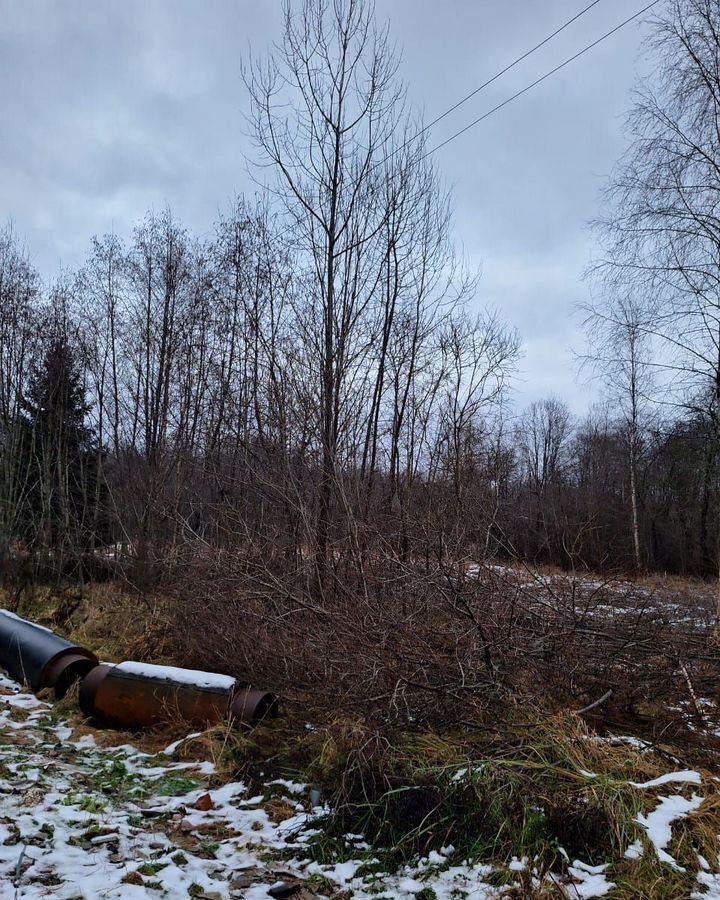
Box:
[575,689,613,715]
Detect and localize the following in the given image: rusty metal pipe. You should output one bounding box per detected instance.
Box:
[229,689,279,725]
[0,610,98,697]
[79,661,278,730]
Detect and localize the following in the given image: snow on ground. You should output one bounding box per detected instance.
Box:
[1,669,719,898]
[630,770,703,789]
[562,861,614,899]
[0,672,511,899]
[466,560,716,628]
[635,793,705,871]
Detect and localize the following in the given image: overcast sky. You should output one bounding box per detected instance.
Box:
[0,0,657,414]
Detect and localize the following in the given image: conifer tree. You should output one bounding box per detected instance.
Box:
[20,329,105,566]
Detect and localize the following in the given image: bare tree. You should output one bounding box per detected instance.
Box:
[246,0,425,589]
[580,295,655,570]
[593,0,720,622]
[515,398,573,563]
[0,225,41,577]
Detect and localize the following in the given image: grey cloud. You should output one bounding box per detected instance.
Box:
[0,0,653,413]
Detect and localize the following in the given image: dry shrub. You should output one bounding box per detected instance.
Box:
[170,551,500,727]
[63,583,172,664]
[167,546,720,737]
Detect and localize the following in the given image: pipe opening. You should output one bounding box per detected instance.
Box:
[230,690,279,725]
[41,650,99,698]
[54,656,98,699]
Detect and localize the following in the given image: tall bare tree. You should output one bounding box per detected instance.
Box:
[246,0,434,588]
[0,225,41,576]
[594,0,720,622]
[581,296,654,570]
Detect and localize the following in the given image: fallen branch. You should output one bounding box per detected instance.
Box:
[678,659,705,725]
[575,689,613,716]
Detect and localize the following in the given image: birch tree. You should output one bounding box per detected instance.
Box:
[594,0,720,622]
[581,296,654,570]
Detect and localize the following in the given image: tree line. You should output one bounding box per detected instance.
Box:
[0,209,715,586]
[1,0,720,597]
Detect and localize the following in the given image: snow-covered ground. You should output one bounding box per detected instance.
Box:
[467,560,718,629]
[0,670,718,899]
[0,672,506,899]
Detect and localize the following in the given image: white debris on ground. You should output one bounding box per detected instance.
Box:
[1,669,719,899]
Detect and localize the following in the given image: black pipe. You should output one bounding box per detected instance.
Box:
[0,610,98,697]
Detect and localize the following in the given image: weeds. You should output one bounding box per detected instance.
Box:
[136,863,168,876]
[152,775,198,796]
[6,580,720,897]
[197,704,720,896]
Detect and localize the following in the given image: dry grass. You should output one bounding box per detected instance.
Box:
[172,720,250,780]
[183,705,720,897]
[0,582,172,664]
[5,574,720,896]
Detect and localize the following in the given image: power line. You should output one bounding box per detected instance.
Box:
[422,0,605,138]
[251,0,663,245]
[425,0,661,158]
[377,0,606,171]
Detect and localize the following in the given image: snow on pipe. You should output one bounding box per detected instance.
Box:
[79,660,279,730]
[0,609,98,698]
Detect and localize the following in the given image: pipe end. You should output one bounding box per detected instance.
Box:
[78,664,113,717]
[229,689,279,726]
[43,650,99,699]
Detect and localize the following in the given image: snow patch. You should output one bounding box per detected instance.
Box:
[116,661,236,690]
[162,731,203,755]
[565,860,615,898]
[630,770,702,789]
[636,793,704,871]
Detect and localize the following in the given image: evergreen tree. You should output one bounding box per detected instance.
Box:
[19,330,107,563]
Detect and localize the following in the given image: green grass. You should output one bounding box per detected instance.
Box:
[151,775,199,796]
[77,796,106,814]
[93,758,136,793]
[211,707,720,896]
[136,862,168,876]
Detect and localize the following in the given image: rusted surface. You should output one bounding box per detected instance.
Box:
[81,663,235,729]
[0,610,98,696]
[78,663,111,717]
[42,651,98,699]
[79,662,279,730]
[1,610,279,730]
[229,689,279,725]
